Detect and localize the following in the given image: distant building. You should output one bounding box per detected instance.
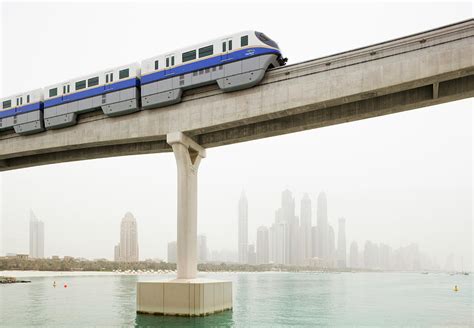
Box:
[337,218,347,268]
[270,218,288,265]
[328,225,336,268]
[311,226,318,258]
[247,244,256,265]
[316,192,328,261]
[349,241,359,268]
[238,191,248,264]
[114,244,120,262]
[167,241,177,263]
[115,212,139,262]
[198,235,208,263]
[16,254,29,260]
[256,226,269,264]
[300,194,312,263]
[29,211,44,259]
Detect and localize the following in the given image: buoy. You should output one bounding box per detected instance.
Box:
[64,283,68,288]
[453,285,459,292]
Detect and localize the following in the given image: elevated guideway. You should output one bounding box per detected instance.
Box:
[0,19,472,172]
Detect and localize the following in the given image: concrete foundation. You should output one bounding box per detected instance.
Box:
[137,279,233,316]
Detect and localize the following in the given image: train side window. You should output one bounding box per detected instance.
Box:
[76,80,86,90]
[49,88,58,97]
[2,100,11,109]
[241,35,248,47]
[166,58,169,67]
[222,42,226,52]
[110,73,113,82]
[16,98,19,106]
[154,60,159,70]
[27,95,30,103]
[20,97,23,105]
[88,77,99,87]
[119,69,129,79]
[106,75,108,83]
[228,40,232,51]
[199,45,213,58]
[63,86,66,93]
[182,50,196,62]
[171,56,175,66]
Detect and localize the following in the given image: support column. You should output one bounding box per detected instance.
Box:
[166,131,206,279]
[137,132,232,316]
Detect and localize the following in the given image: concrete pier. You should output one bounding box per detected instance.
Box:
[137,279,232,316]
[136,132,232,316]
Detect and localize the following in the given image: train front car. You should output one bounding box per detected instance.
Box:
[0,89,44,135]
[140,30,286,110]
[43,63,141,130]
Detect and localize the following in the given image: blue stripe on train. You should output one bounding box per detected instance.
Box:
[41,47,280,109]
[0,102,43,119]
[140,47,281,85]
[44,78,139,108]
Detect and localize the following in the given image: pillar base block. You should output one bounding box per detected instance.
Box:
[137,279,233,316]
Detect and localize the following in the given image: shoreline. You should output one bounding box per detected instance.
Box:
[1,270,469,279]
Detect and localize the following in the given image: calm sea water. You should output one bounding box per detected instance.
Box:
[0,272,472,327]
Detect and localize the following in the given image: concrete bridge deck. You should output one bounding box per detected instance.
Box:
[1,19,472,171]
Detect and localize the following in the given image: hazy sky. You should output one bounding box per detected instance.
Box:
[0,1,472,270]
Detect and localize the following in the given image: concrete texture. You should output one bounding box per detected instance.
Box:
[137,279,232,316]
[167,132,206,279]
[0,19,473,171]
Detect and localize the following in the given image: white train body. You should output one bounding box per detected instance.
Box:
[0,31,285,135]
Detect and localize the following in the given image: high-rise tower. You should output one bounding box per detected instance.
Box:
[238,191,248,264]
[337,218,347,268]
[117,212,139,262]
[256,226,269,264]
[316,192,328,260]
[29,211,44,259]
[300,193,312,263]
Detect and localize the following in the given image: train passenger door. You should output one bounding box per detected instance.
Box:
[164,54,176,76]
[220,38,233,63]
[62,83,71,98]
[105,71,114,85]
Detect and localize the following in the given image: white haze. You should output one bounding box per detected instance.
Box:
[0,1,472,270]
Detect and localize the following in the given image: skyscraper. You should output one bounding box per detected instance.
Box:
[337,218,347,268]
[328,225,336,268]
[300,194,312,263]
[167,241,177,263]
[316,192,328,261]
[349,241,359,268]
[29,211,44,259]
[238,191,248,264]
[117,212,139,262]
[247,244,257,265]
[198,234,208,263]
[271,216,288,265]
[311,226,318,258]
[256,226,269,264]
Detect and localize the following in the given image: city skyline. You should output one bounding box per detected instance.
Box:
[1,189,468,272]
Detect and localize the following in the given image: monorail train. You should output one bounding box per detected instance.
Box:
[0,31,286,135]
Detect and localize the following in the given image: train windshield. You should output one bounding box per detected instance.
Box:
[255,32,279,49]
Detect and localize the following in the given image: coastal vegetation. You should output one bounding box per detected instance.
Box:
[0,257,361,273]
